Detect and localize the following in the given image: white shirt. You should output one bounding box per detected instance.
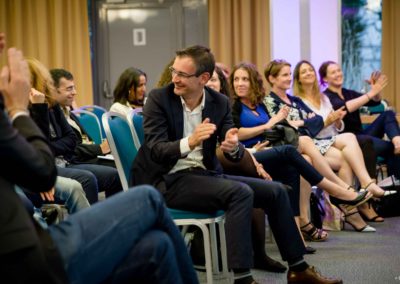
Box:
[303,94,345,139]
[109,102,133,117]
[169,91,207,174]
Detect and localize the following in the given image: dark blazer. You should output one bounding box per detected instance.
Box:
[69,111,103,163]
[131,83,244,188]
[0,97,67,283]
[30,103,77,162]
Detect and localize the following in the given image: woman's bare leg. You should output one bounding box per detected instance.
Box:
[331,133,385,196]
[298,136,361,200]
[329,149,373,229]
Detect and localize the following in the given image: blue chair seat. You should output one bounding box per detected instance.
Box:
[168,209,225,220]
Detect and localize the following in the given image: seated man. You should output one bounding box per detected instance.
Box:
[50,68,113,166]
[27,58,122,203]
[132,45,342,284]
[0,41,198,284]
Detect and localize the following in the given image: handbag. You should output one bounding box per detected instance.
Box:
[216,147,258,177]
[263,119,299,148]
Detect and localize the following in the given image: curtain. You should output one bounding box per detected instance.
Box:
[382,0,400,111]
[0,0,93,106]
[208,0,270,83]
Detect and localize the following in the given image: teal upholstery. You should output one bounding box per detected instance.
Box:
[80,105,107,138]
[367,102,386,114]
[168,209,225,220]
[72,110,103,144]
[102,112,138,191]
[132,112,144,145]
[127,108,144,149]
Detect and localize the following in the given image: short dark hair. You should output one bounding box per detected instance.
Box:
[50,69,74,88]
[175,45,215,77]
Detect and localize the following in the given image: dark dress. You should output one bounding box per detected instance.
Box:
[325,87,400,179]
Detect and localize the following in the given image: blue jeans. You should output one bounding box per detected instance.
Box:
[48,185,198,284]
[57,166,99,204]
[54,176,90,214]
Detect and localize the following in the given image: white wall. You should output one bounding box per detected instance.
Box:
[270,0,340,82]
[309,0,341,78]
[270,0,301,67]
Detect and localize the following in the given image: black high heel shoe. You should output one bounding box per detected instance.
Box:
[358,200,384,222]
[342,211,376,232]
[329,190,372,211]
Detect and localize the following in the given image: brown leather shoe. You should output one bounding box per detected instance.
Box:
[287,266,343,284]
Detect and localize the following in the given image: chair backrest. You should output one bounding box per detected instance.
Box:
[102,112,138,191]
[72,109,103,144]
[127,108,144,148]
[80,105,107,138]
[366,100,388,114]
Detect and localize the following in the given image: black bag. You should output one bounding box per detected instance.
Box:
[373,186,400,217]
[263,119,299,148]
[310,192,325,229]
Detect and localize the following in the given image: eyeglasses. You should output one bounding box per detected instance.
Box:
[169,66,198,79]
[58,85,76,93]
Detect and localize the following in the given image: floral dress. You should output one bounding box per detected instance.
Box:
[264,92,336,155]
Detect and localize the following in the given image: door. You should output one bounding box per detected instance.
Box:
[91,0,208,109]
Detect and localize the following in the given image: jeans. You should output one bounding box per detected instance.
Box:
[48,185,198,284]
[57,166,99,204]
[54,176,90,214]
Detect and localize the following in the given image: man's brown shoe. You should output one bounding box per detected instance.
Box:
[287,266,343,284]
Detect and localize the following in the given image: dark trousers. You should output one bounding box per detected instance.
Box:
[68,163,122,197]
[254,145,323,215]
[359,110,400,179]
[58,163,123,204]
[163,170,305,269]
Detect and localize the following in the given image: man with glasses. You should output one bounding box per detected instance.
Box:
[132,45,342,284]
[50,69,111,165]
[30,68,123,204]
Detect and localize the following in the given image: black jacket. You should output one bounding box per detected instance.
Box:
[131,84,244,188]
[0,96,67,283]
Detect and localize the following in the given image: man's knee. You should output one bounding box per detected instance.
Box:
[271,182,291,201]
[70,179,84,194]
[127,185,163,207]
[235,183,254,202]
[142,230,173,262]
[77,170,98,186]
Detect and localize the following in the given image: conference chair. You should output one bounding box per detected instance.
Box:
[80,105,107,138]
[127,108,144,149]
[71,109,103,145]
[102,111,230,284]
